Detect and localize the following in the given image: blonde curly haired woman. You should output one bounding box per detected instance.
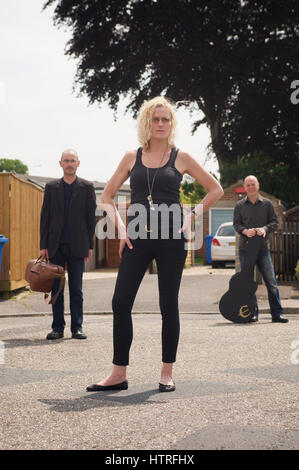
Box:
[87,96,223,392]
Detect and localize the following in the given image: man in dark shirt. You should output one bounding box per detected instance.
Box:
[234,175,288,323]
[40,149,97,339]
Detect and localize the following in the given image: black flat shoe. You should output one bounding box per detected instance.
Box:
[159,382,176,392]
[272,315,289,323]
[72,329,87,339]
[46,330,64,340]
[86,380,128,392]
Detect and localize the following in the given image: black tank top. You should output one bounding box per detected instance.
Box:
[129,147,182,206]
[128,147,184,239]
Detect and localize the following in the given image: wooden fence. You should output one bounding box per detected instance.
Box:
[0,173,44,291]
[270,221,299,282]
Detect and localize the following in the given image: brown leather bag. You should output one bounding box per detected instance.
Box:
[25,257,65,304]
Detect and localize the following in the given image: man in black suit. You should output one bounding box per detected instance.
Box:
[40,149,97,339]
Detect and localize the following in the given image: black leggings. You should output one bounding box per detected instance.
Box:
[112,238,187,366]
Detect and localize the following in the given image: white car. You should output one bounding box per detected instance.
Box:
[211,222,236,268]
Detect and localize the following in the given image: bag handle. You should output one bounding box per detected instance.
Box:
[44,276,66,305]
[30,257,65,279]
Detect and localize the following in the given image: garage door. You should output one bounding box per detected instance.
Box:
[210,209,234,235]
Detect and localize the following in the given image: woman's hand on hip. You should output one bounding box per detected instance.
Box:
[179,212,195,241]
[119,233,133,258]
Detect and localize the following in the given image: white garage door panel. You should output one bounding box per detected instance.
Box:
[210,209,234,235]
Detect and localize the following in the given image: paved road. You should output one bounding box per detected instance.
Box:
[0,267,298,450]
[0,266,298,317]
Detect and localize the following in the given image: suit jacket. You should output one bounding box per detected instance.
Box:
[40,176,97,258]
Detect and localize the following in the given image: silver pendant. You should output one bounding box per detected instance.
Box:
[147,195,155,211]
[145,225,152,233]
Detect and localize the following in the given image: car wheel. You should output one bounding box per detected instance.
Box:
[212,261,219,268]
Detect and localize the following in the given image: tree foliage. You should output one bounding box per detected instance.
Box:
[221,151,298,208]
[180,179,207,205]
[45,0,299,206]
[0,158,28,174]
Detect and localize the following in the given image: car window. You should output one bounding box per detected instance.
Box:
[217,226,235,236]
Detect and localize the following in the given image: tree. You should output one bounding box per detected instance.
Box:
[45,0,298,206]
[180,179,207,205]
[220,151,298,208]
[0,158,28,174]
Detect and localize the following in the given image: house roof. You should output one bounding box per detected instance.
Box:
[223,179,285,206]
[285,205,299,216]
[222,179,245,193]
[14,173,130,194]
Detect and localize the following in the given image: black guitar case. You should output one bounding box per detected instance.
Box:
[219,236,263,323]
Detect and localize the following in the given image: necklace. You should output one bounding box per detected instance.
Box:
[146,146,169,211]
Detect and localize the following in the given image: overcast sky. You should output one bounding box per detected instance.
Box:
[0,1,218,183]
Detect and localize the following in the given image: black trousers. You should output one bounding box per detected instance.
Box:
[51,243,84,333]
[112,237,187,366]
